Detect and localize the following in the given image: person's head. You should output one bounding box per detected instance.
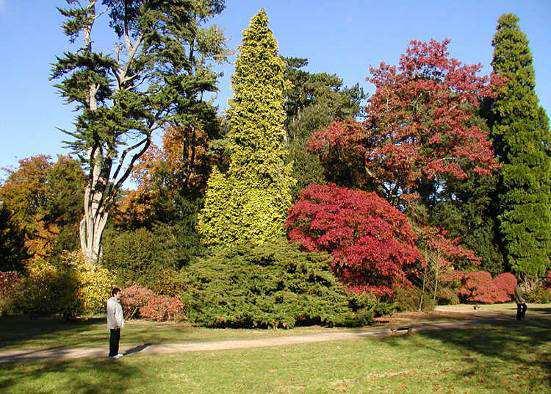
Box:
[112,287,121,300]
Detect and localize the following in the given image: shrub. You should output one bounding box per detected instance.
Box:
[120,285,155,319]
[494,272,517,297]
[456,271,511,304]
[139,295,184,321]
[102,222,199,291]
[523,286,551,303]
[0,271,20,315]
[393,286,435,312]
[181,240,379,328]
[435,288,460,305]
[10,252,112,318]
[286,184,422,298]
[120,285,184,321]
[522,278,551,303]
[64,251,112,315]
[13,258,81,318]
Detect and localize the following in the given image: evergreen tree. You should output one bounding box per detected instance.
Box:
[0,200,28,272]
[198,10,294,247]
[51,0,226,262]
[283,57,364,196]
[489,14,551,279]
[430,174,505,274]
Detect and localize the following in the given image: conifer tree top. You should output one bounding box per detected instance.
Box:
[492,13,534,85]
[226,8,287,153]
[497,13,519,28]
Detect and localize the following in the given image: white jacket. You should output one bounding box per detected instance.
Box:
[107,297,125,330]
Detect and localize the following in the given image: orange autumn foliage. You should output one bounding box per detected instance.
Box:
[116,125,212,226]
[0,155,84,262]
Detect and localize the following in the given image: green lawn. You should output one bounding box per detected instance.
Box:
[1,313,549,393]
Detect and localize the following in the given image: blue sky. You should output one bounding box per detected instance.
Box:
[0,0,549,171]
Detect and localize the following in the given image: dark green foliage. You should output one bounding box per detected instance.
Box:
[430,174,505,274]
[487,14,551,278]
[44,157,85,226]
[181,240,377,328]
[102,221,202,292]
[283,57,365,195]
[0,204,27,272]
[45,157,86,257]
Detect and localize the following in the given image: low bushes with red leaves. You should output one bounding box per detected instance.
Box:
[494,272,517,297]
[286,184,422,298]
[120,285,155,319]
[456,271,517,304]
[120,285,183,321]
[139,295,184,322]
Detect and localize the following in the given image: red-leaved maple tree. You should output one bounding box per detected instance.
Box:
[415,223,481,268]
[309,39,503,205]
[286,184,422,297]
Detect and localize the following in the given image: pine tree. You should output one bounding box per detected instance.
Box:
[198,10,294,247]
[489,14,551,279]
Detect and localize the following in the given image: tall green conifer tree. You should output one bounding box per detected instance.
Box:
[489,14,551,279]
[198,10,294,247]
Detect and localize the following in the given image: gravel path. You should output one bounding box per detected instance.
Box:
[0,317,512,364]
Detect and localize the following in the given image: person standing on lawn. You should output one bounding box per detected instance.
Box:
[514,283,527,321]
[107,287,125,359]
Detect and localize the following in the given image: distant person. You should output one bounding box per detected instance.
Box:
[514,283,527,321]
[107,287,125,359]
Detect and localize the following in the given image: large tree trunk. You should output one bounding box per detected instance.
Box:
[80,147,110,263]
[76,0,149,262]
[76,0,107,263]
[80,190,109,262]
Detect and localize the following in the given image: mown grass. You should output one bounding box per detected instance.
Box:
[0,314,549,393]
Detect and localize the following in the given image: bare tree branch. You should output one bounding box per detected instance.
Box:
[111,137,149,181]
[113,138,151,191]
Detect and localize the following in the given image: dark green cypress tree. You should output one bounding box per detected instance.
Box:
[489,14,551,279]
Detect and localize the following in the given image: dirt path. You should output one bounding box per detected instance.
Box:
[0,316,516,364]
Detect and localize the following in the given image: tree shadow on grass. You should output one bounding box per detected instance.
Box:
[0,316,105,350]
[0,357,143,393]
[380,312,551,389]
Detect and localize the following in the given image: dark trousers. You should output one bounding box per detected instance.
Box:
[516,303,527,321]
[109,328,121,357]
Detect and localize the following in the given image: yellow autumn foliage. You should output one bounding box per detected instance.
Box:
[13,252,112,317]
